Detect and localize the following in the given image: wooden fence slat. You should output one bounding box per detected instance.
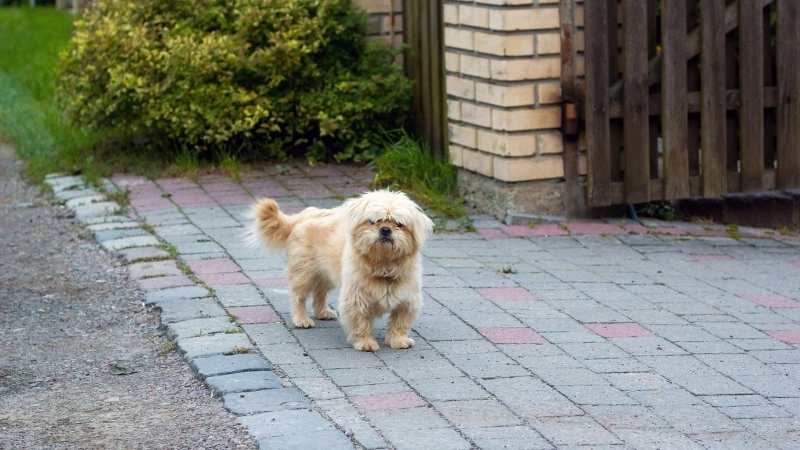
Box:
[584,0,612,205]
[739,0,765,191]
[607,0,623,182]
[559,0,583,215]
[661,0,690,199]
[701,0,727,196]
[622,0,649,203]
[428,0,445,158]
[647,0,659,180]
[777,0,800,187]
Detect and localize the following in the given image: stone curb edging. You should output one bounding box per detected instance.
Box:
[44,174,358,450]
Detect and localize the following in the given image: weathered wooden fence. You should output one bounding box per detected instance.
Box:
[403,0,447,159]
[576,0,800,207]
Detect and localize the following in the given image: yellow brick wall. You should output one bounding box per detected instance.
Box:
[444,0,568,183]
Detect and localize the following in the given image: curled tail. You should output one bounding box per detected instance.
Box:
[248,198,293,249]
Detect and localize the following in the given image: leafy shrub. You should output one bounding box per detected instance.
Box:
[57,0,411,162]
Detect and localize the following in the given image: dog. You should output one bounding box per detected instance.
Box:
[249,190,433,352]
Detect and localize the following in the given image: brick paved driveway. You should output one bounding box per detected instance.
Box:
[61,164,800,449]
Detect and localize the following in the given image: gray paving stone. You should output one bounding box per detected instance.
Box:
[407,377,490,401]
[583,404,670,429]
[652,403,743,434]
[144,285,210,306]
[690,431,778,450]
[434,399,521,427]
[378,350,462,380]
[87,221,141,232]
[530,367,609,386]
[583,357,651,374]
[223,387,309,414]
[613,428,702,450]
[257,343,314,365]
[603,372,672,391]
[381,426,470,450]
[158,297,226,323]
[367,406,451,431]
[238,410,351,449]
[128,260,182,280]
[308,348,383,369]
[243,323,295,346]
[94,228,148,243]
[191,353,271,378]
[292,377,344,400]
[74,201,121,221]
[461,426,552,450]
[718,405,794,419]
[734,374,800,397]
[529,416,622,446]
[611,336,688,356]
[481,376,583,418]
[558,342,629,360]
[214,284,266,307]
[449,352,528,379]
[178,333,253,359]
[314,398,386,449]
[116,246,170,264]
[325,367,400,386]
[101,234,160,251]
[206,370,282,395]
[556,384,637,405]
[168,316,236,339]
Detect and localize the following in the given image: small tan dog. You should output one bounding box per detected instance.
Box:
[249,190,433,352]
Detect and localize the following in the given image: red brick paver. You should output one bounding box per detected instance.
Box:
[188,258,241,275]
[478,287,537,302]
[767,330,800,344]
[228,305,280,324]
[197,272,250,286]
[479,327,546,344]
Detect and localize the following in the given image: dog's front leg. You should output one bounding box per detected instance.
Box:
[338,285,379,352]
[385,300,418,349]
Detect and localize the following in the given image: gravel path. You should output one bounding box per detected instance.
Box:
[0,144,256,450]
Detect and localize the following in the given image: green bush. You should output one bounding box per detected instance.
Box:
[57,0,411,162]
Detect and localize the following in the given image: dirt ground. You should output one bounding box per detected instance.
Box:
[0,144,256,450]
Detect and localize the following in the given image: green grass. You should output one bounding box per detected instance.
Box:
[0,7,102,182]
[0,7,246,183]
[372,133,466,218]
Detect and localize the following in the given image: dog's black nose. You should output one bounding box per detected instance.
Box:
[380,227,392,237]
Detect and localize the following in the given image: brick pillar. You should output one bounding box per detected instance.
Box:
[444,0,582,217]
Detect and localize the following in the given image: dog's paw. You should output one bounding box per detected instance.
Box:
[292,316,315,328]
[385,335,415,349]
[353,337,380,352]
[316,308,338,320]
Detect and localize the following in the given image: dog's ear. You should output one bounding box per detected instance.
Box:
[341,195,369,228]
[410,205,434,246]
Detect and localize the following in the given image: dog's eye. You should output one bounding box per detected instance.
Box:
[368,219,375,225]
[396,223,404,228]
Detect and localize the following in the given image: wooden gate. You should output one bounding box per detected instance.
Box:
[403,0,448,158]
[569,0,800,207]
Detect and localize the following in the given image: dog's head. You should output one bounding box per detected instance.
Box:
[342,190,433,261]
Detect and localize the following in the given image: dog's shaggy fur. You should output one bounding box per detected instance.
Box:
[249,190,433,352]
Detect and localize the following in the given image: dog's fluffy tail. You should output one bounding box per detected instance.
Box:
[247,198,293,249]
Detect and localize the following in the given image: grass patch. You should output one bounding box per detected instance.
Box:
[0,8,257,183]
[0,7,102,183]
[726,224,741,240]
[159,339,177,356]
[372,132,466,218]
